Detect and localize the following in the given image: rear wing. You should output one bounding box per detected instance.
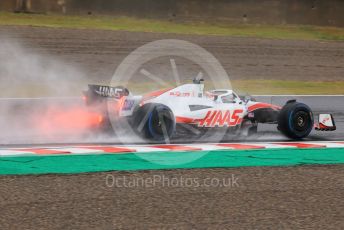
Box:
[86,85,130,99]
[83,85,130,105]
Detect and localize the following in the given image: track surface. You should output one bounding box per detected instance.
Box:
[0,95,343,146]
[0,26,344,229]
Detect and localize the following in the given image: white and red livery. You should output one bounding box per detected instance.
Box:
[83,78,335,142]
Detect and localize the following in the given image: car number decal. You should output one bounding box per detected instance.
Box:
[122,99,135,111]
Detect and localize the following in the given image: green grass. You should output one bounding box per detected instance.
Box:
[0,12,344,41]
[117,80,344,95]
[232,80,344,95]
[1,80,344,98]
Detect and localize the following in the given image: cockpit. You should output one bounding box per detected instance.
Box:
[205,90,239,103]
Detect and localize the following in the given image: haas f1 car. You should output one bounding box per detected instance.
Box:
[83,78,336,142]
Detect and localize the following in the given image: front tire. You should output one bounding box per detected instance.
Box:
[278,101,314,139]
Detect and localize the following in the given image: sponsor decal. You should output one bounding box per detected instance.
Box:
[322,117,330,124]
[198,109,243,127]
[169,91,195,97]
[95,86,123,98]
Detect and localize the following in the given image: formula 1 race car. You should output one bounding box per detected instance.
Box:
[83,78,336,142]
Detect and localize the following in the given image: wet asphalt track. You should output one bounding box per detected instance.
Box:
[0,95,343,146]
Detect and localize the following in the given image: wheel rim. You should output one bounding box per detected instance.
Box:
[148,108,173,139]
[292,111,310,132]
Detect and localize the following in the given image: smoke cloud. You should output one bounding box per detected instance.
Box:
[0,40,86,97]
[0,39,114,145]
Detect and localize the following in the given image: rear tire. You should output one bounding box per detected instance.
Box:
[133,103,176,142]
[278,102,314,139]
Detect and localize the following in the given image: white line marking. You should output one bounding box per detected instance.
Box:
[253,95,344,97]
[192,144,232,151]
[49,148,104,154]
[0,150,34,156]
[1,141,344,156]
[324,143,344,148]
[254,143,297,149]
[128,146,171,152]
[0,97,80,100]
[313,142,344,148]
